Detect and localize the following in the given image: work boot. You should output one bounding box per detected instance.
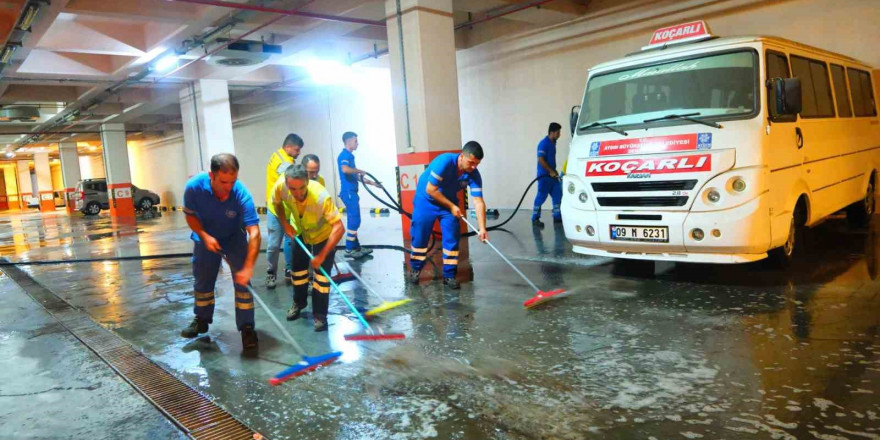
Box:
[265,271,276,289]
[180,318,208,338]
[408,269,421,285]
[313,316,328,332]
[443,277,461,290]
[345,249,365,260]
[358,247,373,256]
[532,218,545,228]
[241,326,258,350]
[284,268,292,284]
[286,304,303,321]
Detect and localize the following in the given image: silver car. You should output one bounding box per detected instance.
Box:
[73,178,160,215]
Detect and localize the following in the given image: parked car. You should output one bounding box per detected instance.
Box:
[72,178,160,215]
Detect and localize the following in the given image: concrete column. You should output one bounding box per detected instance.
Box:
[100,123,135,218]
[59,142,82,214]
[3,166,18,210]
[0,169,7,210]
[16,160,32,210]
[179,79,235,177]
[385,0,470,279]
[34,152,54,212]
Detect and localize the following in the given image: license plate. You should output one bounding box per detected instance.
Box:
[610,225,669,243]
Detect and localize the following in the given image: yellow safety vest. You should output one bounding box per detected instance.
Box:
[265,148,295,216]
[271,177,341,244]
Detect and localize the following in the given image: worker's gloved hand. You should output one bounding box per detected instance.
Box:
[451,206,463,218]
[200,233,222,253]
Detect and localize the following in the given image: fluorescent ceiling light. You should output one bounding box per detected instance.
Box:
[152,53,179,73]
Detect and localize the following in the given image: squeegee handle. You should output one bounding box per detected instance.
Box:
[292,236,372,330]
[338,259,389,303]
[245,285,308,357]
[461,217,541,293]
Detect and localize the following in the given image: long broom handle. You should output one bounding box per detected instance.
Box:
[246,285,307,357]
[292,236,372,331]
[461,217,541,293]
[338,259,389,303]
[221,254,308,357]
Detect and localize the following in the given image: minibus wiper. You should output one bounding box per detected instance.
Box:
[643,112,722,129]
[578,120,628,136]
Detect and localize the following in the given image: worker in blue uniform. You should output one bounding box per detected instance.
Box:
[408,141,488,290]
[180,154,262,351]
[337,131,380,259]
[532,122,563,228]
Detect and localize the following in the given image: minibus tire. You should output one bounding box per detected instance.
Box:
[846,178,875,228]
[769,204,806,267]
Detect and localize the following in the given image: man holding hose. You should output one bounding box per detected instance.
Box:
[408,141,488,290]
[271,164,344,332]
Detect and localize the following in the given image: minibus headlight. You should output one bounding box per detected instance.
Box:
[567,182,576,194]
[578,192,588,203]
[732,178,746,192]
[706,189,721,203]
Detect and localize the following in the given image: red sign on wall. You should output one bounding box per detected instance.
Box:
[644,21,711,49]
[585,154,712,177]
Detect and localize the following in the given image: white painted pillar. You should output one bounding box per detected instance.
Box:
[385,0,470,279]
[16,160,32,210]
[179,79,235,177]
[101,123,135,218]
[59,142,81,214]
[34,152,55,212]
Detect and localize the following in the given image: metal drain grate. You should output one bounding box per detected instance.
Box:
[1,262,263,440]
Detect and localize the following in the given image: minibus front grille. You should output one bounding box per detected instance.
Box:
[597,196,689,207]
[591,180,698,192]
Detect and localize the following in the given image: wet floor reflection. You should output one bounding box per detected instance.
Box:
[1,209,877,439]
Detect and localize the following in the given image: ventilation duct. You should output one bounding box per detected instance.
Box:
[0,106,40,122]
[205,39,281,67]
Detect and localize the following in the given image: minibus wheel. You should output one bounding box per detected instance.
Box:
[770,203,806,267]
[847,177,875,228]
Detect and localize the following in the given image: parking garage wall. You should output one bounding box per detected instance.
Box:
[128,68,398,211]
[456,0,880,208]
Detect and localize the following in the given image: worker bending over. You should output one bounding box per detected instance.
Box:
[408,141,488,290]
[181,154,261,351]
[271,164,344,332]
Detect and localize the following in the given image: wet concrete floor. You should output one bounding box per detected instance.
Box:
[0,208,877,439]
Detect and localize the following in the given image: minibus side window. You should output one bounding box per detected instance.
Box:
[848,68,878,117]
[766,50,795,122]
[830,64,853,117]
[791,55,835,118]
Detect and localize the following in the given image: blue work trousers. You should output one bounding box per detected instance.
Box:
[191,232,254,330]
[410,200,461,279]
[532,177,562,221]
[340,190,361,251]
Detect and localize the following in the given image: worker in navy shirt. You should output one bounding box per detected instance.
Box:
[337,131,379,259]
[408,141,488,290]
[180,154,262,351]
[532,122,563,227]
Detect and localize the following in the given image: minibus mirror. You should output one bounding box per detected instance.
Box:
[569,105,581,135]
[774,77,802,115]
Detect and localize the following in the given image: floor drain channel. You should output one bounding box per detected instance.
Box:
[1,262,263,440]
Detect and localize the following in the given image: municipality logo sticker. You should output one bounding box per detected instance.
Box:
[589,142,601,156]
[697,132,712,150]
[226,209,238,219]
